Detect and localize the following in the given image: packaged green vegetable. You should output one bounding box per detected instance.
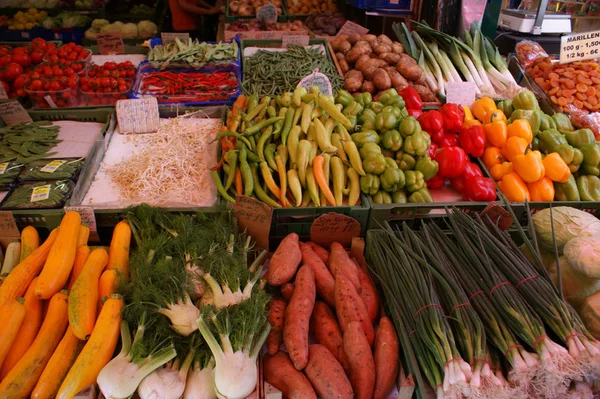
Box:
[19,158,84,182]
[2,180,74,209]
[0,162,24,189]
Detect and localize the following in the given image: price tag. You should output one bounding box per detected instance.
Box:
[281,35,310,48]
[480,202,513,231]
[297,69,332,96]
[257,3,278,26]
[0,82,8,100]
[445,82,477,107]
[40,160,66,173]
[44,95,58,108]
[0,211,19,238]
[0,101,33,126]
[31,184,51,203]
[97,32,125,55]
[161,32,190,44]
[233,195,273,250]
[310,212,361,248]
[0,163,8,175]
[116,98,160,134]
[336,21,369,37]
[65,206,97,232]
[560,30,600,64]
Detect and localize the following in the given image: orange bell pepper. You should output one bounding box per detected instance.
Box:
[490,162,514,181]
[484,109,507,124]
[513,150,545,183]
[543,152,571,183]
[464,119,483,128]
[472,97,496,122]
[484,120,508,148]
[527,177,555,201]
[498,173,530,202]
[501,136,529,162]
[482,147,504,170]
[507,119,533,144]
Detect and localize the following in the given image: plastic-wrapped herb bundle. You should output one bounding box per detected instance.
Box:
[2,180,74,209]
[0,162,24,188]
[19,158,84,182]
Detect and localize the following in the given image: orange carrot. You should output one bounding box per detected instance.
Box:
[281,283,294,301]
[329,242,361,291]
[264,351,317,399]
[283,265,315,370]
[356,265,380,324]
[97,269,118,313]
[335,269,374,346]
[266,298,287,355]
[300,242,335,307]
[0,297,26,369]
[268,233,302,286]
[304,344,353,399]
[0,278,43,379]
[373,317,400,399]
[343,321,375,399]
[67,245,91,290]
[313,155,336,206]
[310,301,349,372]
[307,242,329,263]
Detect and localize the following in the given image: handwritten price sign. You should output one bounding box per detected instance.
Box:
[233,195,273,250]
[97,32,125,55]
[0,101,33,125]
[310,212,361,248]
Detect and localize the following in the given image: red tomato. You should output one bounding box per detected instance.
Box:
[3,63,23,82]
[15,88,26,97]
[63,67,75,77]
[67,77,77,88]
[30,50,44,64]
[12,74,29,89]
[118,84,128,92]
[100,77,110,88]
[12,47,28,55]
[29,79,42,90]
[31,38,47,52]
[0,55,11,67]
[49,81,62,91]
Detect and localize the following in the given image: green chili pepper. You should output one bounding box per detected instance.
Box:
[211,171,235,203]
[238,145,253,197]
[250,164,281,208]
[224,150,238,191]
[280,107,295,145]
[242,117,285,137]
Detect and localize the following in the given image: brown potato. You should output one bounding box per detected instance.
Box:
[345,47,365,64]
[378,34,393,45]
[379,52,401,65]
[413,84,438,102]
[348,33,361,44]
[369,53,379,59]
[399,53,417,65]
[373,68,392,90]
[337,34,349,41]
[355,54,371,71]
[361,80,376,94]
[391,42,404,54]
[339,59,350,75]
[354,41,371,50]
[339,40,352,54]
[336,52,345,62]
[386,68,409,90]
[397,62,425,83]
[363,58,387,70]
[374,44,392,55]
[362,65,378,81]
[361,34,377,42]
[369,39,380,50]
[344,70,364,92]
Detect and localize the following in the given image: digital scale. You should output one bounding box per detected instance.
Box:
[499,9,572,34]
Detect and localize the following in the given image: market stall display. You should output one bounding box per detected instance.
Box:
[147,39,239,70]
[84,19,159,41]
[286,0,338,16]
[0,8,48,30]
[227,0,285,17]
[224,19,308,41]
[304,12,346,36]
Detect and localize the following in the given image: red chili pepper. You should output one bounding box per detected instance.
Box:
[418,110,444,143]
[450,162,483,193]
[399,87,423,111]
[458,125,486,157]
[438,133,458,148]
[438,103,465,134]
[434,146,468,178]
[463,176,496,201]
[426,174,446,190]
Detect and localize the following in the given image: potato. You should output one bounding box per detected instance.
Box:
[397,62,425,83]
[346,47,365,64]
[339,59,350,75]
[348,33,361,44]
[399,53,417,65]
[338,34,349,41]
[336,52,345,62]
[373,68,392,90]
[378,34,393,45]
[344,70,364,92]
[391,42,404,54]
[362,65,378,81]
[361,80,376,94]
[361,34,377,42]
[413,84,438,102]
[355,54,371,71]
[386,68,409,90]
[354,41,371,51]
[369,53,379,59]
[369,39,381,51]
[374,43,392,56]
[380,52,401,65]
[333,39,352,54]
[363,58,387,71]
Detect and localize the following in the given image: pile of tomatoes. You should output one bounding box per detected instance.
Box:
[80,61,136,106]
[25,75,79,108]
[44,44,91,76]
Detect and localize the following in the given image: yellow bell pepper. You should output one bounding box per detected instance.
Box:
[501,136,529,162]
[484,109,507,124]
[542,152,571,183]
[513,150,545,183]
[507,119,533,144]
[462,105,474,123]
[490,162,514,181]
[484,120,508,148]
[498,173,530,202]
[464,119,483,128]
[527,177,555,201]
[482,147,504,170]
[472,97,497,122]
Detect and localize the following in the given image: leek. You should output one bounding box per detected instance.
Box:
[412,31,445,97]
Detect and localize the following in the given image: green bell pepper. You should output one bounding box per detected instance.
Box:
[363,152,387,175]
[405,170,425,192]
[381,149,395,159]
[367,101,385,114]
[385,95,406,110]
[377,89,399,105]
[538,129,568,153]
[552,113,574,132]
[577,175,600,201]
[351,130,380,148]
[531,137,540,151]
[415,156,439,181]
[570,148,584,173]
[510,109,543,134]
[408,187,433,203]
[380,167,406,192]
[354,92,372,107]
[382,105,402,119]
[360,174,380,195]
[375,111,399,132]
[580,142,600,175]
[565,129,595,148]
[396,152,416,171]
[382,129,403,151]
[359,142,382,159]
[343,101,363,117]
[554,175,580,201]
[497,99,514,117]
[398,116,421,138]
[403,131,431,157]
[540,114,557,132]
[359,109,377,131]
[512,90,539,110]
[347,115,357,129]
[335,90,354,107]
[372,190,392,204]
[392,189,408,204]
[385,157,398,169]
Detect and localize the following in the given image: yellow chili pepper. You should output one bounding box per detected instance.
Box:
[484,109,507,124]
[472,97,497,122]
[490,162,514,181]
[527,177,555,201]
[484,120,508,148]
[501,136,529,162]
[543,152,571,183]
[513,150,545,183]
[462,105,474,122]
[507,119,533,144]
[482,147,504,170]
[498,172,530,202]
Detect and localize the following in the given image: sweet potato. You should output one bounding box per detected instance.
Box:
[344,70,364,93]
[328,242,361,291]
[281,283,295,301]
[355,54,371,71]
[268,233,302,286]
[311,301,349,372]
[307,242,329,264]
[361,81,376,94]
[374,317,400,399]
[356,266,380,323]
[264,351,317,399]
[373,68,392,90]
[350,237,365,267]
[284,265,316,370]
[335,269,374,346]
[305,344,353,399]
[267,298,287,355]
[380,52,401,66]
[300,243,335,307]
[343,321,375,399]
[391,42,405,54]
[374,43,392,55]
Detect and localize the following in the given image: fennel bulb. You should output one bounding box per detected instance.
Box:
[138,350,194,399]
[157,292,200,336]
[183,359,217,399]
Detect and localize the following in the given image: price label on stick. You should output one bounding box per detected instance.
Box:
[336,21,369,37]
[97,31,125,55]
[233,195,273,250]
[281,35,310,48]
[310,212,361,248]
[297,69,332,96]
[445,82,477,107]
[0,101,33,126]
[560,29,600,64]
[161,32,190,44]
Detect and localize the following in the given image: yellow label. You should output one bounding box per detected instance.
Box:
[40,160,66,173]
[31,185,51,202]
[0,162,8,175]
[560,29,600,64]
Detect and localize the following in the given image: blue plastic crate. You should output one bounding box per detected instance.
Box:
[49,27,86,45]
[369,0,412,9]
[347,0,371,9]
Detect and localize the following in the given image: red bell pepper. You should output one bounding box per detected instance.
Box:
[458,125,486,157]
[439,103,464,134]
[438,133,458,148]
[427,143,438,159]
[399,87,422,111]
[418,110,444,143]
[408,108,422,118]
[435,146,468,178]
[427,174,446,189]
[463,176,497,201]
[450,162,483,192]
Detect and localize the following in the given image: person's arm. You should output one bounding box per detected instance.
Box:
[178,0,221,15]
